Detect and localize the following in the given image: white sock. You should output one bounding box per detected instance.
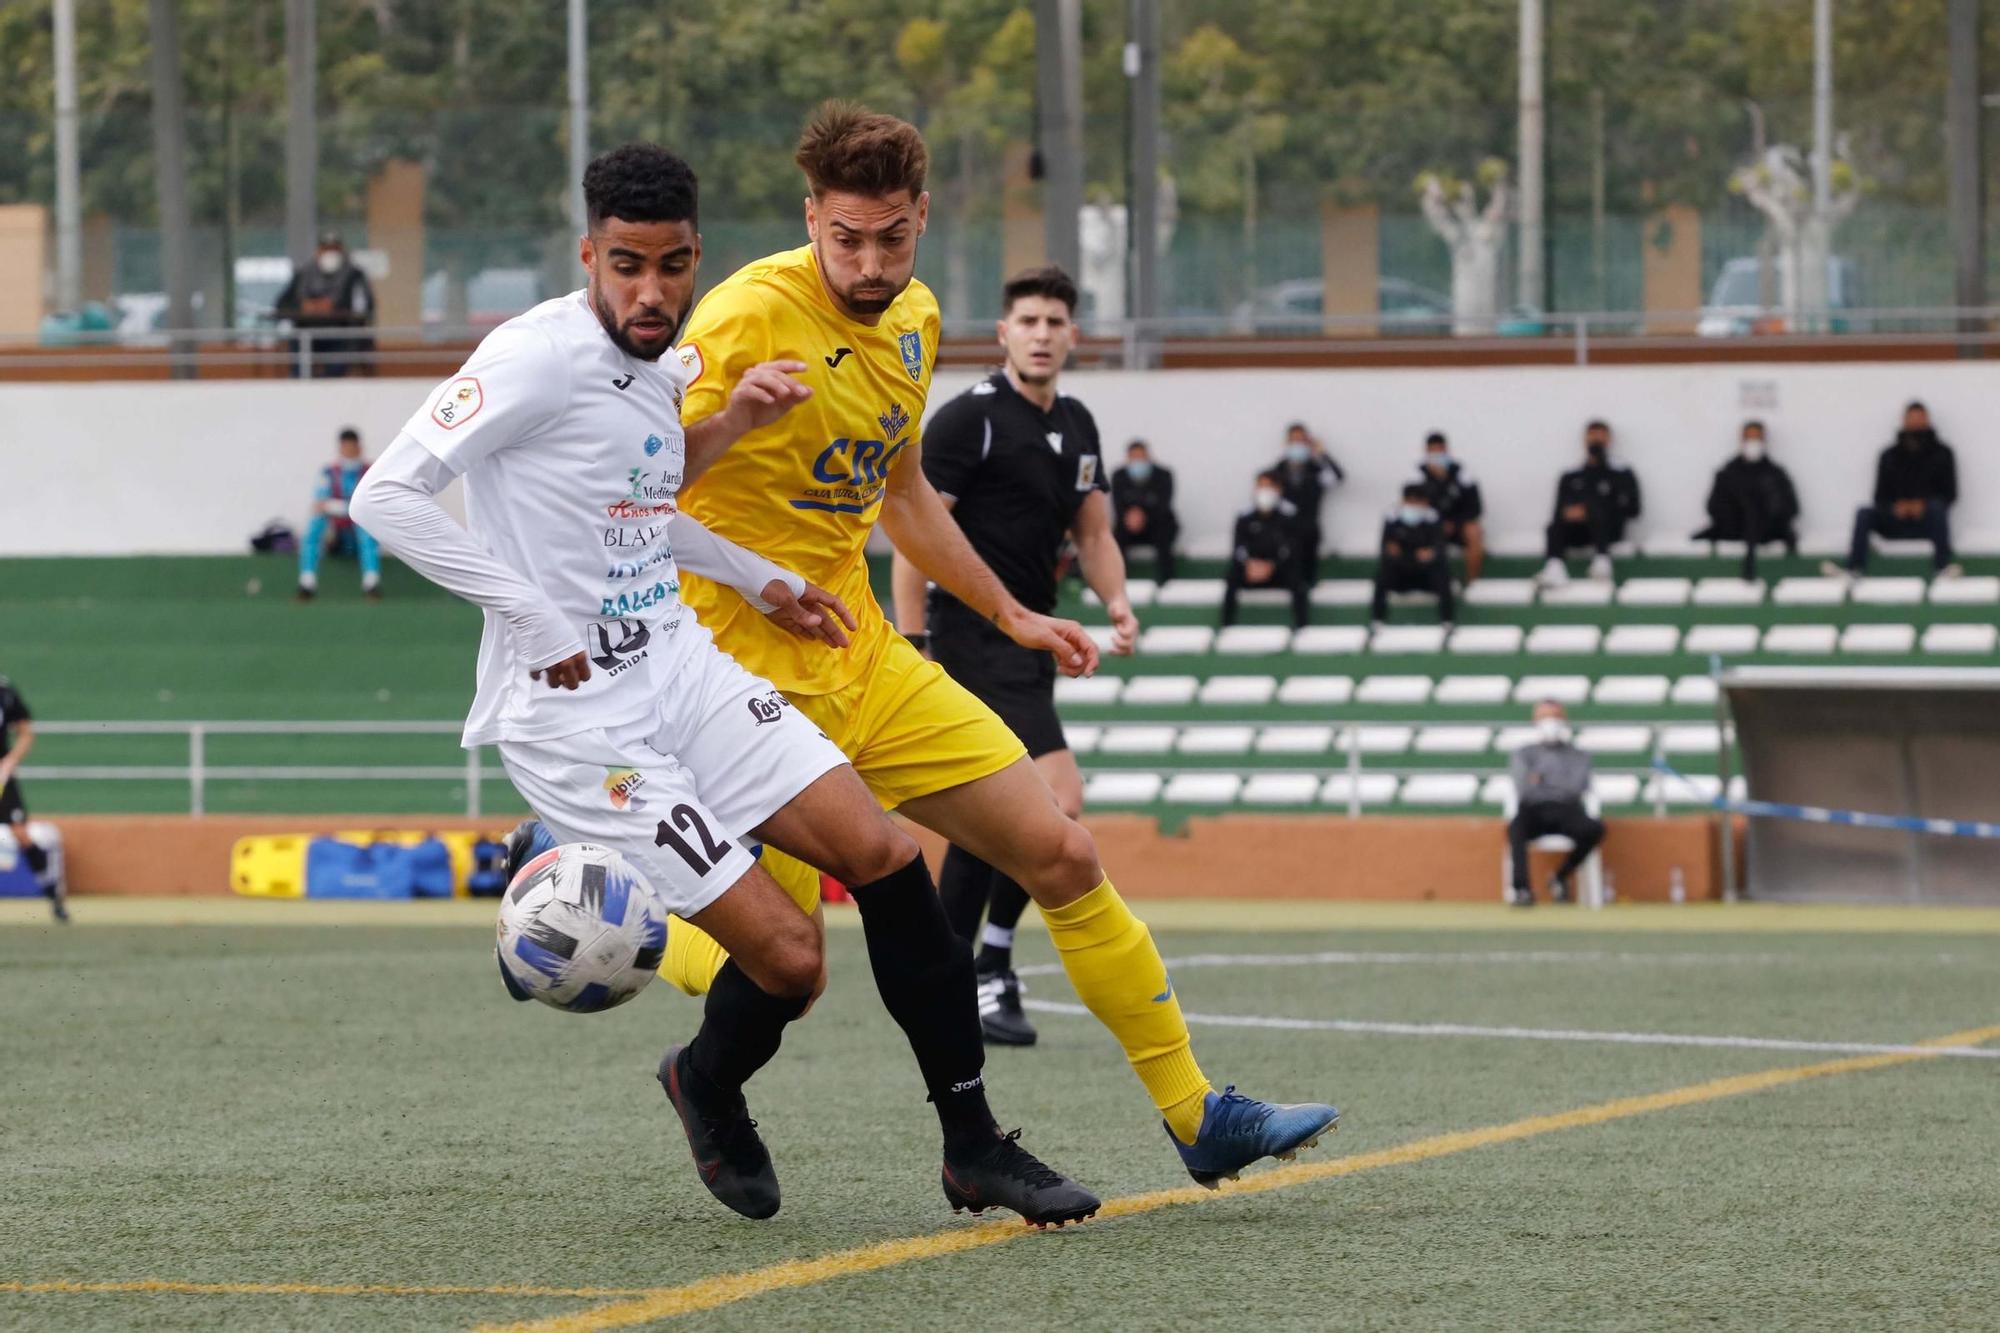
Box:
[361,572,381,591]
[980,923,1016,950]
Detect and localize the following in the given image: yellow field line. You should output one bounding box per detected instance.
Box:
[480,1022,2000,1333]
[0,1280,664,1299]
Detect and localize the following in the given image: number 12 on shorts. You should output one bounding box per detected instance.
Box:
[655,804,735,876]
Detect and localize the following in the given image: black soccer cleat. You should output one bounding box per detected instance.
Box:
[657,1044,782,1220]
[942,1129,1101,1228]
[976,968,1038,1047]
[1548,874,1572,905]
[1506,886,1535,908]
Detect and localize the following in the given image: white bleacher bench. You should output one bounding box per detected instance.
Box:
[1355,675,1433,705]
[1320,773,1400,807]
[1339,725,1415,755]
[1762,624,1838,654]
[1235,588,1296,608]
[1492,725,1542,753]
[1447,625,1523,655]
[1175,726,1255,755]
[1054,675,1122,705]
[1464,578,1538,607]
[1414,725,1494,754]
[1526,625,1603,655]
[1255,725,1336,755]
[1921,623,1997,654]
[1163,773,1244,804]
[1604,624,1680,656]
[1657,723,1725,754]
[1085,579,1156,607]
[1497,784,1606,909]
[1097,724,1178,754]
[1773,576,1849,606]
[1198,675,1277,706]
[1240,773,1322,805]
[1139,625,1215,655]
[1512,675,1591,704]
[1670,675,1720,705]
[1291,625,1370,656]
[1593,675,1670,706]
[1435,675,1513,705]
[1084,772,1163,804]
[1215,625,1293,656]
[1851,577,1926,606]
[1276,675,1354,706]
[1646,773,1721,807]
[1838,623,1916,654]
[1929,575,2000,605]
[1082,627,1123,655]
[1684,624,1760,655]
[1371,625,1449,654]
[1065,725,1102,754]
[1401,773,1481,806]
[1121,675,1199,706]
[1153,579,1226,608]
[1575,724,1654,754]
[1308,580,1375,607]
[1616,577,1692,607]
[1591,773,1643,806]
[1539,581,1614,608]
[1477,774,1512,807]
[1692,576,1766,607]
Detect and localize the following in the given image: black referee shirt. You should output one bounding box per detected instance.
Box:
[0,677,28,760]
[920,371,1107,615]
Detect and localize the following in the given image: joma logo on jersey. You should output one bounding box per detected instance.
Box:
[603,768,648,811]
[600,580,678,619]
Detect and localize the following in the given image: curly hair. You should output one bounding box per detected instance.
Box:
[583,143,699,230]
[794,101,928,200]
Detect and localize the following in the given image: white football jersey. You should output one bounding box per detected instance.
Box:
[400,290,702,746]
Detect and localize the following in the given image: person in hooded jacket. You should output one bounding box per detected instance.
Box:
[1692,420,1800,580]
[1823,401,1962,580]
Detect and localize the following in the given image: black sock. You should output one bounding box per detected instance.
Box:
[685,960,811,1104]
[937,845,995,945]
[975,877,1033,974]
[852,855,998,1154]
[22,845,48,876]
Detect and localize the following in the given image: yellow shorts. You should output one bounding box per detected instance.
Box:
[659,634,1026,996]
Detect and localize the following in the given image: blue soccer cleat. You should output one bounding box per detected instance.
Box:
[502,818,559,884]
[1166,1085,1340,1189]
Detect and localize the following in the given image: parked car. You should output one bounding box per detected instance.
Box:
[1235,276,1453,336]
[422,267,544,333]
[1697,255,1863,336]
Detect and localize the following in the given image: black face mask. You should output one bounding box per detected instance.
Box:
[1898,428,1936,449]
[1585,442,1608,463]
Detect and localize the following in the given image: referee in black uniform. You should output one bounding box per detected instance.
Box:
[892,266,1138,1046]
[0,675,64,922]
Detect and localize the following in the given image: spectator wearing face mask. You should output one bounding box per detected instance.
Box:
[1110,439,1179,583]
[274,231,377,378]
[1269,423,1345,584]
[1692,421,1800,581]
[1538,420,1641,586]
[1222,471,1309,629]
[1822,401,1962,581]
[1371,482,1455,628]
[1413,431,1485,583]
[1506,700,1604,908]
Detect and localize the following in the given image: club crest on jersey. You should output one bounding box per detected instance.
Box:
[1076,455,1098,490]
[878,403,911,440]
[897,330,924,384]
[675,342,704,383]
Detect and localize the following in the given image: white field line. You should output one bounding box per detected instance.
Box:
[1013,947,1962,980]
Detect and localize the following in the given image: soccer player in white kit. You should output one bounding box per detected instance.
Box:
[351,144,1098,1227]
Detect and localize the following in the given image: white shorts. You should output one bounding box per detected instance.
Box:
[497,640,847,920]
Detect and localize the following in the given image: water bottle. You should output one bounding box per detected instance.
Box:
[1669,866,1687,904]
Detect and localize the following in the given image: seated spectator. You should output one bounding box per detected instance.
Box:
[1110,439,1179,582]
[1823,401,1962,581]
[1506,700,1604,908]
[298,427,382,601]
[1415,430,1485,582]
[1693,420,1800,581]
[1222,471,1309,629]
[1371,483,1456,628]
[274,231,376,378]
[1269,422,1344,585]
[1539,420,1641,586]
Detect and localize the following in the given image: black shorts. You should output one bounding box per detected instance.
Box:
[0,779,25,827]
[928,599,1068,760]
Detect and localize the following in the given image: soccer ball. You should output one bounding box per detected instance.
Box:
[496,843,667,1013]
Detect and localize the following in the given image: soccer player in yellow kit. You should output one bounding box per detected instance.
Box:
[666,103,1337,1186]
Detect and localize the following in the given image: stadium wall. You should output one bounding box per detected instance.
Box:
[4,362,1994,558]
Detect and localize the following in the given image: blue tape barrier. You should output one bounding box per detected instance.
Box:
[1650,760,2000,841]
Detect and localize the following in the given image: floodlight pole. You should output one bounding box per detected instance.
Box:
[1517,0,1545,314]
[148,0,195,368]
[285,0,318,265]
[567,0,589,238]
[1127,0,1162,367]
[1947,0,1984,338]
[52,0,81,313]
[1035,0,1084,280]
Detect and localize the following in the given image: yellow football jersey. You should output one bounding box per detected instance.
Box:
[675,244,941,695]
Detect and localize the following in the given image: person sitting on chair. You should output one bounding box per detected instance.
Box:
[1692,420,1800,581]
[297,427,383,601]
[1222,472,1309,629]
[1822,400,1961,582]
[1506,700,1603,908]
[1370,483,1455,628]
[1109,439,1179,583]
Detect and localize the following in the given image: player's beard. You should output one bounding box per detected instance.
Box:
[815,241,905,318]
[590,286,686,362]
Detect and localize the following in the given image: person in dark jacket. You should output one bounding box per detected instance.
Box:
[1506,700,1603,907]
[1222,472,1309,629]
[1371,483,1456,627]
[1269,423,1344,584]
[1415,431,1485,582]
[1693,420,1800,580]
[1539,420,1641,585]
[1823,401,1962,579]
[274,231,376,378]
[1109,439,1179,582]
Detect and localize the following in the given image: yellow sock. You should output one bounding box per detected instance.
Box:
[1042,878,1213,1144]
